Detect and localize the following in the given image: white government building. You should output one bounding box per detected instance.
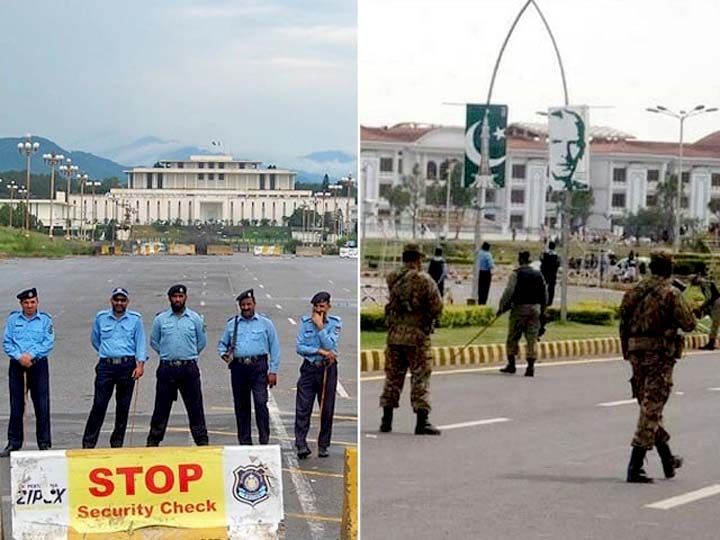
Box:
[4,155,356,234]
[361,122,720,235]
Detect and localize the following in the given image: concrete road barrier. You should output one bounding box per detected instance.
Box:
[168,243,196,255]
[341,447,357,540]
[296,246,322,257]
[207,245,234,256]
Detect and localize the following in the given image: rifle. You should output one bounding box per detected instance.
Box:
[222,310,240,368]
[449,314,500,362]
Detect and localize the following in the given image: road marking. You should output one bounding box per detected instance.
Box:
[275,304,283,310]
[709,387,720,391]
[283,468,343,479]
[646,485,720,509]
[200,301,206,307]
[328,280,334,284]
[438,418,510,430]
[253,276,258,281]
[675,391,685,395]
[285,512,342,524]
[209,405,357,422]
[266,293,272,299]
[259,284,265,288]
[365,433,378,439]
[268,393,324,540]
[288,318,297,325]
[336,380,350,399]
[343,288,351,292]
[597,399,636,407]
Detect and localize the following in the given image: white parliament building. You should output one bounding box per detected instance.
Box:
[361,122,720,234]
[5,155,356,233]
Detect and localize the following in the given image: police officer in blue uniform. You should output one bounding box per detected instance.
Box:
[146,284,209,447]
[218,289,281,445]
[295,291,342,459]
[1,288,54,456]
[82,287,147,448]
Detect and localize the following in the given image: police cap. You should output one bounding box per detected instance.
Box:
[167,284,187,296]
[17,288,37,301]
[111,287,129,298]
[236,289,254,302]
[311,291,331,305]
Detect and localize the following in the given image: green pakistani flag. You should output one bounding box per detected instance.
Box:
[464,104,508,188]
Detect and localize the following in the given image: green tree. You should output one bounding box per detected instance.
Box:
[383,184,411,238]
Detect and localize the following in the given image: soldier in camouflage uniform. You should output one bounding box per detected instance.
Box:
[380,243,443,435]
[497,251,547,377]
[620,250,696,483]
[691,273,720,350]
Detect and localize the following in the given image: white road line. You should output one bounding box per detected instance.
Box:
[336,381,350,399]
[267,393,324,540]
[597,399,636,407]
[259,284,265,289]
[328,280,334,284]
[645,485,720,510]
[275,304,283,310]
[288,318,297,325]
[342,288,350,292]
[709,387,720,391]
[266,293,272,299]
[253,276,258,281]
[200,301,206,307]
[438,418,510,430]
[675,391,685,395]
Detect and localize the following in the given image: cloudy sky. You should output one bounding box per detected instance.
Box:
[0,0,356,171]
[360,0,720,143]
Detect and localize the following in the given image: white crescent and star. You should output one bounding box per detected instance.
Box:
[464,121,506,168]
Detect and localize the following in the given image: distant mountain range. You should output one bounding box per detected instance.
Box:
[0,136,356,184]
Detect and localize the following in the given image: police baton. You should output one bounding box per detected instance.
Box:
[449,314,501,361]
[317,360,330,450]
[128,375,141,446]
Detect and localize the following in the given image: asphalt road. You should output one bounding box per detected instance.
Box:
[0,254,357,540]
[361,351,720,540]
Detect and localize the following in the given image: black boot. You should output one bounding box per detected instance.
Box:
[525,358,536,377]
[627,446,653,483]
[380,406,393,433]
[414,409,441,435]
[0,444,19,458]
[500,355,516,374]
[700,338,716,350]
[656,441,683,479]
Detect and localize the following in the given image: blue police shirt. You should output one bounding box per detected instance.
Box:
[3,310,55,361]
[296,314,342,363]
[150,308,206,361]
[478,250,495,272]
[91,309,148,362]
[217,313,281,373]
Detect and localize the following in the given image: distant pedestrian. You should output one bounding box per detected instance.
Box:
[146,285,209,447]
[540,241,561,306]
[497,251,547,377]
[380,243,443,435]
[427,247,448,298]
[294,291,342,459]
[82,287,147,449]
[691,273,720,350]
[1,288,54,456]
[599,249,609,282]
[477,242,494,305]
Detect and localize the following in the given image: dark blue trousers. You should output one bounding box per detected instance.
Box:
[8,357,51,449]
[230,358,269,445]
[146,362,208,446]
[295,360,337,450]
[82,360,136,448]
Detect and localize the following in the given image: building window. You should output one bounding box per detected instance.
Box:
[510,189,525,204]
[198,162,204,169]
[259,174,266,190]
[682,171,690,183]
[157,173,163,189]
[512,164,526,179]
[427,161,437,180]
[146,201,150,219]
[647,169,659,182]
[146,173,152,189]
[485,213,496,222]
[188,201,192,222]
[219,162,224,169]
[681,196,689,209]
[646,194,657,207]
[613,168,626,183]
[486,189,496,203]
[219,173,224,180]
[612,193,626,207]
[379,184,392,198]
[398,159,403,175]
[208,162,215,169]
[168,200,171,219]
[198,173,204,180]
[178,162,184,169]
[270,174,276,190]
[510,214,524,228]
[379,157,393,173]
[712,173,720,187]
[208,173,215,180]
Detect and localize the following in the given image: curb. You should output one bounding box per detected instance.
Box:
[360,334,709,372]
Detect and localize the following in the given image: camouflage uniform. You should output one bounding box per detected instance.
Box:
[620,274,695,450]
[695,277,720,341]
[380,266,442,412]
[498,263,547,361]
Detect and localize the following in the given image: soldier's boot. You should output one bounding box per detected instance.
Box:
[380,406,393,433]
[700,338,716,350]
[627,446,654,483]
[524,358,536,377]
[499,355,516,374]
[414,409,441,436]
[656,441,683,479]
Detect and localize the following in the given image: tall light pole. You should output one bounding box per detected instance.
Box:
[86,180,101,240]
[43,152,65,239]
[7,182,18,228]
[646,104,718,251]
[443,160,460,239]
[78,173,88,239]
[17,134,40,233]
[58,158,79,238]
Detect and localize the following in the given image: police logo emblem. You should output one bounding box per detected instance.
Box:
[232,465,271,507]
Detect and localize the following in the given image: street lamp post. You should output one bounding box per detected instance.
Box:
[329,183,342,239]
[8,182,18,228]
[86,180,101,240]
[17,134,40,233]
[43,152,65,239]
[646,104,718,250]
[78,173,88,239]
[443,160,460,239]
[58,158,78,239]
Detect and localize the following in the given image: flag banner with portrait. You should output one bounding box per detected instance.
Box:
[548,105,590,191]
[464,104,508,188]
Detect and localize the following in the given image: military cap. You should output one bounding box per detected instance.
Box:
[311,291,331,305]
[236,289,254,302]
[402,243,424,257]
[111,287,129,298]
[17,288,37,301]
[650,249,673,266]
[167,284,187,296]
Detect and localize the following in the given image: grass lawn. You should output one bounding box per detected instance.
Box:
[361,314,619,350]
[0,227,92,257]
